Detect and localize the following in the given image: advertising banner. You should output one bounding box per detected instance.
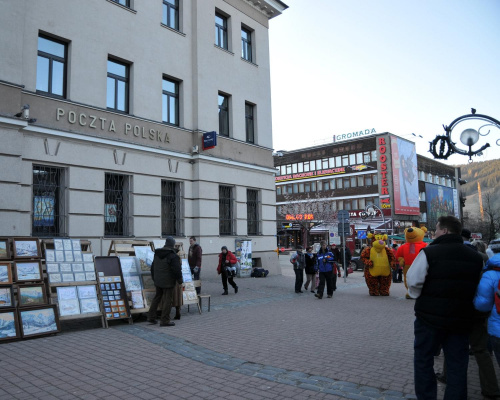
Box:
[235,239,252,277]
[425,183,459,229]
[391,137,419,215]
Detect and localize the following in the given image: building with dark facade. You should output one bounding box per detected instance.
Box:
[274,132,461,251]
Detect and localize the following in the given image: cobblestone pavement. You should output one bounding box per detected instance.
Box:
[1,256,498,399]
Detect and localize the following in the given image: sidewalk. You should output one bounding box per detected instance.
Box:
[0,256,497,399]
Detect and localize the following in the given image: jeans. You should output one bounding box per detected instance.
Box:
[294,269,304,292]
[317,270,334,296]
[414,317,469,400]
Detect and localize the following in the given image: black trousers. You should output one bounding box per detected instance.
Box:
[147,286,174,324]
[221,272,237,291]
[317,270,334,296]
[294,268,304,292]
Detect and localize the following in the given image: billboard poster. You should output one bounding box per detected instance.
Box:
[425,183,458,229]
[391,137,419,215]
[235,239,252,270]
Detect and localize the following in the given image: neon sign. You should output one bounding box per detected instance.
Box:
[285,214,314,221]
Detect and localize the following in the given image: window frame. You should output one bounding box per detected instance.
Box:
[219,185,234,236]
[104,173,130,237]
[215,12,228,50]
[107,58,130,114]
[162,77,179,126]
[36,34,67,98]
[245,102,255,143]
[247,189,260,236]
[161,180,183,236]
[218,93,230,137]
[241,26,253,62]
[162,0,179,30]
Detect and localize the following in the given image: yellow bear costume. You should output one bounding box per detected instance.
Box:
[360,233,395,296]
[395,226,428,299]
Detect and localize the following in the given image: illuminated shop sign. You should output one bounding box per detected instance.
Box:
[285,214,314,221]
[275,167,346,182]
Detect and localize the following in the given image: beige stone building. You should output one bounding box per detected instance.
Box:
[0,0,287,276]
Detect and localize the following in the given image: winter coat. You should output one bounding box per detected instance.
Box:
[151,246,183,289]
[217,250,237,275]
[304,252,317,275]
[474,253,500,338]
[317,248,335,273]
[290,251,305,270]
[188,243,202,270]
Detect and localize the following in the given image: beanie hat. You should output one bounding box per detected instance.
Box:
[461,229,472,240]
[164,236,176,248]
[221,246,228,251]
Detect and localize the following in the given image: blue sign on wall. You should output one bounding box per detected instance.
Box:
[203,131,217,150]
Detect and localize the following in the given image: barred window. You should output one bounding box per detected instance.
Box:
[161,180,183,236]
[104,173,129,236]
[32,165,66,237]
[219,185,233,235]
[247,189,259,236]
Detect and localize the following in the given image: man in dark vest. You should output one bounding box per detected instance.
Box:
[407,215,483,400]
[147,236,183,327]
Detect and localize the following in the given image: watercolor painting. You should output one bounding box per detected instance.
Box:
[20,307,59,337]
[13,239,40,258]
[0,263,12,284]
[0,311,18,339]
[18,286,46,307]
[0,287,13,307]
[15,262,42,281]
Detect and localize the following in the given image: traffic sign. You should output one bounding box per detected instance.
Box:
[338,210,349,222]
[338,222,350,236]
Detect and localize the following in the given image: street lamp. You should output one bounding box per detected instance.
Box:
[429,108,500,162]
[360,203,387,234]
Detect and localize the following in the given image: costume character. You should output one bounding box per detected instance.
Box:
[396,226,428,299]
[360,233,395,296]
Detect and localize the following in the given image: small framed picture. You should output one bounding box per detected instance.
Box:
[73,273,86,282]
[0,309,20,341]
[110,283,116,290]
[71,239,81,251]
[83,253,94,262]
[105,284,110,290]
[106,313,113,319]
[103,301,110,307]
[44,249,55,262]
[84,263,95,272]
[102,296,109,301]
[55,251,65,261]
[0,238,11,260]
[57,286,77,300]
[64,251,74,262]
[73,252,83,262]
[100,283,105,290]
[116,283,121,290]
[46,263,59,273]
[112,307,118,312]
[62,273,74,282]
[108,295,115,301]
[79,298,99,314]
[110,301,117,306]
[119,312,127,317]
[113,313,119,318]
[72,264,84,272]
[48,273,62,284]
[63,239,73,250]
[77,285,97,299]
[59,263,72,272]
[18,284,47,307]
[19,305,60,338]
[0,286,14,308]
[57,298,81,316]
[105,307,111,313]
[85,272,96,281]
[114,290,120,295]
[14,261,43,282]
[13,238,40,259]
[0,262,13,285]
[117,300,125,306]
[53,239,64,250]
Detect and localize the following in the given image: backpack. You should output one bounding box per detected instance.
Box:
[251,268,269,277]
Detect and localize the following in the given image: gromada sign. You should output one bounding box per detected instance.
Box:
[333,128,376,143]
[55,107,170,143]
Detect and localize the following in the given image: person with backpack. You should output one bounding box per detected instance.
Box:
[290,246,305,293]
[474,245,500,370]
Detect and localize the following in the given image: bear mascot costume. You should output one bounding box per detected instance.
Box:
[396,225,428,299]
[361,232,395,296]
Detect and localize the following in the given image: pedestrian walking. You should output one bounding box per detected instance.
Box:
[147,236,183,327]
[315,240,335,299]
[407,215,483,400]
[217,246,238,295]
[290,246,305,293]
[188,236,202,294]
[304,246,317,293]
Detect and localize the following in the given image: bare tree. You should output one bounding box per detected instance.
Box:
[483,193,500,242]
[277,192,338,246]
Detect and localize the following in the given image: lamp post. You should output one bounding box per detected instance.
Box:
[360,203,387,234]
[430,108,500,162]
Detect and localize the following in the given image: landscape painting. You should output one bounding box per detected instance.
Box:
[0,263,13,284]
[18,285,46,307]
[0,239,10,260]
[19,306,60,338]
[13,238,40,259]
[0,287,14,307]
[14,261,42,282]
[0,310,19,341]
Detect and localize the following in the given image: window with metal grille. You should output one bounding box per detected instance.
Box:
[247,189,259,235]
[32,165,66,237]
[162,0,179,30]
[161,180,183,236]
[104,173,129,236]
[36,35,67,98]
[219,185,233,235]
[245,102,254,143]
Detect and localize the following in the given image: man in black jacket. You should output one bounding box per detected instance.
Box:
[407,216,483,400]
[147,236,183,327]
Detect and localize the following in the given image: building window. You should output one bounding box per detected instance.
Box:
[161,180,183,236]
[215,13,228,50]
[218,93,230,136]
[36,35,67,98]
[162,0,179,30]
[343,177,350,189]
[342,155,349,166]
[297,163,303,173]
[219,185,233,235]
[363,152,371,163]
[365,175,372,186]
[358,175,364,186]
[322,159,329,169]
[107,59,129,113]
[241,27,252,61]
[292,164,297,174]
[32,165,66,237]
[304,162,310,172]
[276,186,282,195]
[298,183,304,193]
[111,0,130,6]
[292,183,298,193]
[337,178,343,189]
[104,173,129,236]
[335,156,341,166]
[247,189,260,235]
[350,176,357,187]
[323,180,330,191]
[162,77,179,126]
[349,154,356,165]
[245,102,255,143]
[359,198,366,209]
[356,153,363,164]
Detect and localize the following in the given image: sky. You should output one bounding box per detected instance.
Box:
[268,0,500,165]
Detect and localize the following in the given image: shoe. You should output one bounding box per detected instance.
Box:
[298,290,303,293]
[295,291,301,294]
[435,372,446,384]
[160,321,175,327]
[222,290,228,295]
[174,315,181,320]
[311,291,315,293]
[147,318,157,325]
[327,295,332,298]
[314,293,322,299]
[234,286,238,294]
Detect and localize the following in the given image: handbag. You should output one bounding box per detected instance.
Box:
[347,266,353,274]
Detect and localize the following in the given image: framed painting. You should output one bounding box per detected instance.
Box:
[0,238,11,260]
[77,285,97,299]
[14,261,43,282]
[0,309,20,341]
[57,286,80,316]
[79,298,100,314]
[17,284,47,307]
[19,305,60,338]
[13,238,41,259]
[0,262,13,285]
[0,286,14,308]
